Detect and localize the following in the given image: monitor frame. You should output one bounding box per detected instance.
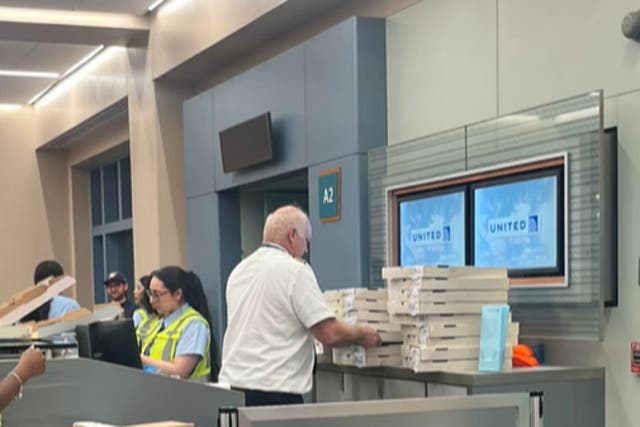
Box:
[396,185,468,267]
[386,152,568,287]
[76,319,142,370]
[469,165,565,279]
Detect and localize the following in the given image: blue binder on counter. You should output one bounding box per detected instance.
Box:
[478,304,510,372]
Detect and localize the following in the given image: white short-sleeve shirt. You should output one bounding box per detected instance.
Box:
[219,245,334,394]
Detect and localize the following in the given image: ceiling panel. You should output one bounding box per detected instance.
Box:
[0,0,153,15]
[0,40,96,72]
[0,75,55,104]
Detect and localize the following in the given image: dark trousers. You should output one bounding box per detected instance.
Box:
[235,388,304,407]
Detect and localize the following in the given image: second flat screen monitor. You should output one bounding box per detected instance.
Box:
[472,169,563,276]
[398,189,465,267]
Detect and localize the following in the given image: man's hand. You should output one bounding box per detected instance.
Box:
[356,324,382,348]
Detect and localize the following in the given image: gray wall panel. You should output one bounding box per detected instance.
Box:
[305,18,357,163]
[309,154,370,290]
[186,192,241,355]
[184,91,215,198]
[212,46,307,191]
[356,18,387,154]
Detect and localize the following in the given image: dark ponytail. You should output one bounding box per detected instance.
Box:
[152,266,219,381]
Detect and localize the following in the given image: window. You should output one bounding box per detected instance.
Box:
[90,158,134,303]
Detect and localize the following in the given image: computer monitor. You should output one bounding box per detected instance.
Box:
[76,319,142,369]
[397,187,466,267]
[471,165,564,278]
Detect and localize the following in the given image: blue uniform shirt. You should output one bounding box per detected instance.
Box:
[160,304,209,358]
[48,295,80,319]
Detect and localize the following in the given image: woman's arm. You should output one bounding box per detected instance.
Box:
[141,319,209,379]
[140,354,201,378]
[0,348,45,411]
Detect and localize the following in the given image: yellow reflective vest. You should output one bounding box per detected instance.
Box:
[135,308,160,347]
[141,306,210,381]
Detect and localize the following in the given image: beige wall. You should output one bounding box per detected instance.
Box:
[387,1,640,425]
[149,0,286,79]
[0,0,327,306]
[0,109,69,296]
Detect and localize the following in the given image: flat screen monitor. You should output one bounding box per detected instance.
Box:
[76,319,142,369]
[471,166,564,277]
[219,112,273,173]
[397,188,466,267]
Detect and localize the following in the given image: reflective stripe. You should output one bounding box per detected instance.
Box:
[135,309,160,347]
[143,306,210,380]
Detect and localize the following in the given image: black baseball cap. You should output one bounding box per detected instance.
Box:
[104,271,127,285]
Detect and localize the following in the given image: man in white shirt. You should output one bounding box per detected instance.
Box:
[219,205,381,406]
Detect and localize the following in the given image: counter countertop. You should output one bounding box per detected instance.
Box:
[316,363,604,387]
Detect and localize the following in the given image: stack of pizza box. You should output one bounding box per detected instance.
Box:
[383,265,518,372]
[321,288,403,368]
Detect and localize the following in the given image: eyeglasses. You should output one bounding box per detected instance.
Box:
[146,289,171,300]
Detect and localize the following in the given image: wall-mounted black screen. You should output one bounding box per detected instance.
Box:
[219,112,273,173]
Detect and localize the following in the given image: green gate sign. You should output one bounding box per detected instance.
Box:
[318,168,341,223]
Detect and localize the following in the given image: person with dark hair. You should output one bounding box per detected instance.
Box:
[21,260,80,323]
[132,274,160,346]
[103,271,136,318]
[140,266,217,382]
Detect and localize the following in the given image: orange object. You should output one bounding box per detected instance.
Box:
[512,344,539,367]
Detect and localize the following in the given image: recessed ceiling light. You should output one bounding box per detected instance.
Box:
[0,104,22,111]
[148,0,167,12]
[0,70,59,78]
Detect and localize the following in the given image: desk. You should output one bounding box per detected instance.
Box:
[315,364,604,427]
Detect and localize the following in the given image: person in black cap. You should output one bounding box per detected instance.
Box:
[104,271,136,318]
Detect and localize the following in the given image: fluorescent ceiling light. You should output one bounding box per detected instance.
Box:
[148,0,166,12]
[28,85,52,105]
[0,103,22,111]
[60,45,104,79]
[29,44,105,106]
[0,70,59,78]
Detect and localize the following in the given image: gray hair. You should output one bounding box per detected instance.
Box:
[263,205,309,243]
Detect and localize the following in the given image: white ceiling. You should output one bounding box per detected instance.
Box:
[0,0,153,109]
[0,0,153,15]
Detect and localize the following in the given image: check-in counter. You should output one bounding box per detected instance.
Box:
[0,358,244,427]
[315,364,604,427]
[238,393,531,427]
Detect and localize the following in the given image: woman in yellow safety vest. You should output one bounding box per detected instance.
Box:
[133,274,160,347]
[140,266,218,381]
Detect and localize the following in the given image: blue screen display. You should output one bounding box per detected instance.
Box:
[399,191,465,267]
[473,175,558,270]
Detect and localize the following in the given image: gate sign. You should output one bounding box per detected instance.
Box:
[318,168,341,223]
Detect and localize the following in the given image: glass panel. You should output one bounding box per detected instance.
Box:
[103,162,119,223]
[90,170,102,226]
[120,158,132,219]
[369,91,606,340]
[93,235,105,304]
[105,230,135,301]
